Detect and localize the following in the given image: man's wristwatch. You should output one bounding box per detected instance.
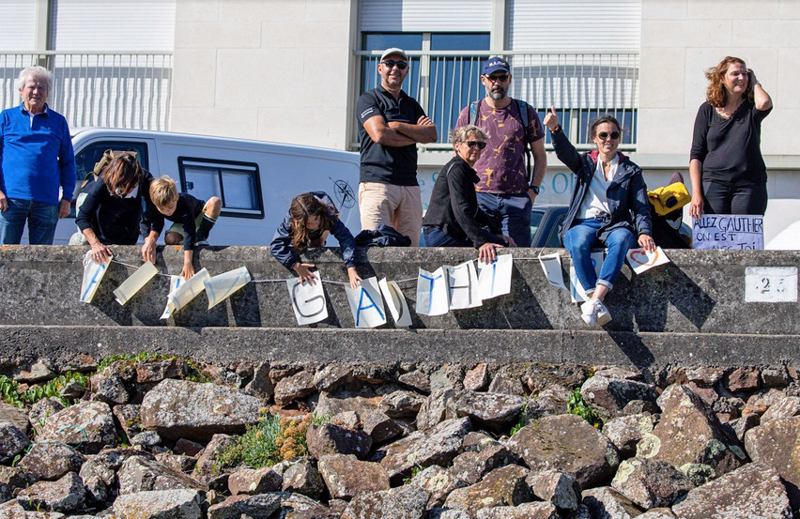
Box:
[529,185,541,195]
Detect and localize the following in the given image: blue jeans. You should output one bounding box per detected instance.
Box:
[563,218,635,293]
[0,198,59,245]
[423,226,472,247]
[476,192,532,247]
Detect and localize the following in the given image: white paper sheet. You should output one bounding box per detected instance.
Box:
[344,277,386,328]
[287,277,328,325]
[446,261,482,310]
[204,266,252,309]
[80,252,112,303]
[113,262,159,305]
[477,254,513,300]
[538,253,567,290]
[160,276,184,320]
[378,278,413,327]
[166,268,211,315]
[416,267,450,316]
[625,246,670,274]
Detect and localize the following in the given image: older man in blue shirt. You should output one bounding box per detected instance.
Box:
[0,66,75,244]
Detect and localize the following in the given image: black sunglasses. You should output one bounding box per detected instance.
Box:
[382,60,408,70]
[464,141,487,150]
[598,131,621,140]
[486,74,509,82]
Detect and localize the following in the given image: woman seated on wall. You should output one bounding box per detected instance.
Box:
[422,124,514,263]
[543,107,654,326]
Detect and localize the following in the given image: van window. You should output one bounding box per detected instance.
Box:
[178,158,263,219]
[74,141,150,186]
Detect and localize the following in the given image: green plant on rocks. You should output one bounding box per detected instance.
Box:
[567,388,603,429]
[0,372,89,408]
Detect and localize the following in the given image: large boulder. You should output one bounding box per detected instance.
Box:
[274,371,316,407]
[443,465,532,517]
[581,487,643,519]
[342,485,429,519]
[447,391,527,431]
[90,372,130,405]
[672,462,791,519]
[381,417,472,483]
[379,390,425,419]
[140,379,263,441]
[37,401,116,454]
[744,415,800,505]
[475,503,559,519]
[410,465,467,509]
[580,376,658,419]
[416,389,456,431]
[760,396,800,423]
[362,410,404,444]
[526,469,581,513]
[113,489,203,519]
[227,467,282,496]
[207,493,281,519]
[610,458,693,509]
[0,424,28,464]
[17,443,86,481]
[602,414,656,459]
[637,391,746,477]
[282,460,325,500]
[506,414,619,488]
[0,467,32,503]
[306,424,372,460]
[0,403,29,433]
[117,456,205,495]
[318,454,390,500]
[449,445,517,485]
[17,472,86,513]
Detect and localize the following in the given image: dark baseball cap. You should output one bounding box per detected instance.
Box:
[483,56,511,75]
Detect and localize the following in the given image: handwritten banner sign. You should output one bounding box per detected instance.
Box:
[80,252,112,303]
[477,254,513,300]
[538,252,567,290]
[205,267,251,309]
[345,277,387,328]
[416,267,450,316]
[446,261,482,310]
[379,278,412,327]
[693,215,764,250]
[114,262,159,305]
[287,277,328,325]
[160,276,184,320]
[625,246,670,275]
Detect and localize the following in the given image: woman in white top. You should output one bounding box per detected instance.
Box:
[543,108,654,326]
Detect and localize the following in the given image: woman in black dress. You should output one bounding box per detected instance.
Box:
[689,56,773,218]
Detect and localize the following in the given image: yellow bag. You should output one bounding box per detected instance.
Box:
[648,181,690,216]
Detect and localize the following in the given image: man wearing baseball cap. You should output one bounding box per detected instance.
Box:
[455,56,547,247]
[356,47,437,247]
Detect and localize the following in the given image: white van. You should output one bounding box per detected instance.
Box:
[53,128,361,246]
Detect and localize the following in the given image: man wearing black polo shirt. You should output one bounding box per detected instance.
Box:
[356,47,437,247]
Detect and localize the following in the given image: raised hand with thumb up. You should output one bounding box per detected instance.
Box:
[543,105,559,131]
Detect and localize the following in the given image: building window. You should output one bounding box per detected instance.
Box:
[178,158,263,219]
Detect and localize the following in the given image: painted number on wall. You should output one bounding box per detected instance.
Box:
[745,267,798,302]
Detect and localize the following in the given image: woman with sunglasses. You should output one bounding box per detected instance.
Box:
[543,108,654,326]
[422,124,512,263]
[689,56,772,219]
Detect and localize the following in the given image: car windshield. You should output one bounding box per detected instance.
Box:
[530,210,545,243]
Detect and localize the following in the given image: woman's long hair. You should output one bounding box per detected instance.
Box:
[705,56,754,107]
[289,193,337,250]
[104,153,143,195]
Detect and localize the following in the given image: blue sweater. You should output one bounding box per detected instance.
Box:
[0,104,76,204]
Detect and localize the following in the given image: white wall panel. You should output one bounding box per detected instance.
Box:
[0,1,37,51]
[54,0,176,51]
[508,0,641,52]
[360,0,491,32]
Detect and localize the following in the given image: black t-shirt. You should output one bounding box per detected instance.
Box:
[143,193,205,250]
[690,100,772,185]
[356,85,426,186]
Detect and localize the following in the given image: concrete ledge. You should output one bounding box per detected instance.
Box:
[1,325,798,370]
[1,245,799,368]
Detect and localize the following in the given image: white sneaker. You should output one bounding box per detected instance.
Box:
[581,299,613,326]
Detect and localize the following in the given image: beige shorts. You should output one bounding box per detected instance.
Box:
[166,200,211,238]
[358,182,422,247]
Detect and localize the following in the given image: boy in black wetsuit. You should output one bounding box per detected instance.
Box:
[143,176,220,279]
